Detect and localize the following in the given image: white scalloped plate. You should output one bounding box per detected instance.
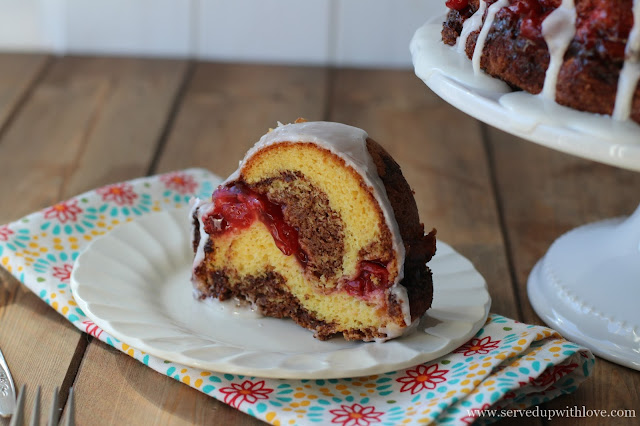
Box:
[70,207,491,379]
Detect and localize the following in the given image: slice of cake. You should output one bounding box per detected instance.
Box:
[191,120,436,342]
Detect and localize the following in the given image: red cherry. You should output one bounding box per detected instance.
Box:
[520,17,541,39]
[344,261,390,298]
[445,0,469,11]
[205,182,307,266]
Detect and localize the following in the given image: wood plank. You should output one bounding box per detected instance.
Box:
[71,62,328,424]
[328,69,541,426]
[76,340,263,425]
[0,54,49,133]
[57,57,189,197]
[155,62,329,175]
[0,56,189,425]
[488,128,640,425]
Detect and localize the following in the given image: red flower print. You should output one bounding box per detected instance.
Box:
[97,183,138,206]
[219,380,273,409]
[82,320,104,339]
[460,403,492,424]
[396,364,449,394]
[43,200,83,223]
[0,225,13,242]
[52,264,73,283]
[330,403,384,426]
[503,390,517,400]
[160,172,197,194]
[531,363,578,387]
[454,336,501,357]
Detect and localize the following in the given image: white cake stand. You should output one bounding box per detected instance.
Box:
[411,22,640,370]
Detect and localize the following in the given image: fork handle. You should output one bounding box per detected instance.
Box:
[0,349,17,417]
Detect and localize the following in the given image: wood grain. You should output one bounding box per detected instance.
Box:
[0,54,49,136]
[72,62,329,425]
[1,58,637,425]
[488,128,640,425]
[58,57,189,197]
[155,62,328,175]
[75,340,261,425]
[0,56,189,425]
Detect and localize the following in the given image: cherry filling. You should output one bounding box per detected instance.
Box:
[203,182,308,265]
[504,0,555,41]
[446,0,469,11]
[343,260,390,298]
[203,182,392,299]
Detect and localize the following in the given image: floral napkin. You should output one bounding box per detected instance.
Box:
[0,169,594,425]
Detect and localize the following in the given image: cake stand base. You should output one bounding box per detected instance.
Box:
[528,203,640,370]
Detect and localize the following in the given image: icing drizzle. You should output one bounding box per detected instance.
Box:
[614,0,640,120]
[472,0,510,74]
[464,0,639,121]
[456,0,487,53]
[541,0,576,100]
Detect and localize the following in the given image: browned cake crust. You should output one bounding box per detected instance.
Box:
[365,138,436,321]
[442,0,640,124]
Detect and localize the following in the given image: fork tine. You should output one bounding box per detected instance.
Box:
[7,385,74,426]
[8,384,25,426]
[48,386,59,426]
[60,388,74,426]
[29,386,40,426]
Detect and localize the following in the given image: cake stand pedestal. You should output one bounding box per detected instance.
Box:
[411,21,640,370]
[528,204,640,369]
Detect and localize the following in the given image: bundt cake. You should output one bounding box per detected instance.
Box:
[442,0,640,124]
[190,120,436,342]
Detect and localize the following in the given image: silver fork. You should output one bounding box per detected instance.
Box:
[9,385,74,426]
[0,348,17,417]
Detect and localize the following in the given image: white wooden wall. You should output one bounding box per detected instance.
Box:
[0,0,445,67]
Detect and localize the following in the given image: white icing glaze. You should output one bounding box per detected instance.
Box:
[190,197,213,288]
[614,0,640,120]
[499,90,640,140]
[457,0,488,54]
[541,0,576,100]
[410,16,511,93]
[411,23,640,145]
[198,295,265,320]
[193,121,413,336]
[472,0,509,74]
[457,0,639,123]
[375,316,421,343]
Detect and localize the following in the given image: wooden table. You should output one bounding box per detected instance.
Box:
[0,54,638,425]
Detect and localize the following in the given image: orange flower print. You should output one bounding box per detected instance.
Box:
[454,336,501,357]
[160,172,197,194]
[330,403,384,426]
[219,380,273,409]
[0,225,13,242]
[43,200,83,223]
[396,364,449,393]
[52,264,73,283]
[97,183,138,206]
